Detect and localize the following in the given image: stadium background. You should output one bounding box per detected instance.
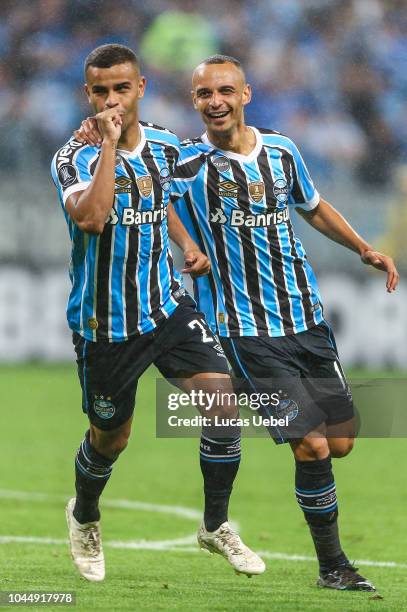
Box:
[0,0,406,365]
[0,1,406,610]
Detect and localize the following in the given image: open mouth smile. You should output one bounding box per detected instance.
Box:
[207,110,230,119]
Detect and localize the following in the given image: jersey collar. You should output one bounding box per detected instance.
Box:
[116,123,146,158]
[201,126,263,162]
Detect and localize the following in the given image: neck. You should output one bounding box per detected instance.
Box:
[207,124,256,155]
[118,120,141,151]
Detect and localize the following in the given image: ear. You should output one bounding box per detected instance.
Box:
[191,90,198,110]
[242,83,252,107]
[138,76,147,99]
[84,83,91,103]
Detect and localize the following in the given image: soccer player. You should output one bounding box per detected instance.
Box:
[168,56,399,592]
[51,45,265,582]
[75,53,399,592]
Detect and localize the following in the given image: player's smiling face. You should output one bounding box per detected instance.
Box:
[192,63,251,136]
[85,62,146,133]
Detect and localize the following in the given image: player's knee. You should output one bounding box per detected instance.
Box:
[90,425,130,459]
[291,436,330,461]
[329,437,354,458]
[216,402,238,420]
[106,434,129,458]
[211,381,238,420]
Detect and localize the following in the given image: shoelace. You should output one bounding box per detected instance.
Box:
[330,565,365,584]
[217,528,243,556]
[79,526,101,556]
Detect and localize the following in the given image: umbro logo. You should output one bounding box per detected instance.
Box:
[218,179,239,199]
[115,176,132,194]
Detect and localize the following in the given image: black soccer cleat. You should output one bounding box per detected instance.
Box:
[317,564,376,592]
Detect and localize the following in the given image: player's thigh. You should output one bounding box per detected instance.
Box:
[221,336,327,443]
[304,353,356,439]
[73,332,154,431]
[154,297,229,380]
[153,299,232,416]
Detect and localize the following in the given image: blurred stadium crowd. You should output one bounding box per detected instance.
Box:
[0,0,406,186]
[0,0,405,362]
[0,0,406,272]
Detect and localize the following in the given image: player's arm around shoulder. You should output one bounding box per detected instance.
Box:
[170,139,207,201]
[296,197,399,293]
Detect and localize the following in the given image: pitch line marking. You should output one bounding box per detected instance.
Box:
[0,490,405,570]
[0,488,203,549]
[0,489,202,521]
[0,536,406,569]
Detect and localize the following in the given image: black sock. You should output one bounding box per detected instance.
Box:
[74,430,116,524]
[295,455,349,574]
[200,434,241,532]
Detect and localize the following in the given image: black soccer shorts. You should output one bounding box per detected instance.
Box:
[221,321,355,444]
[73,295,229,430]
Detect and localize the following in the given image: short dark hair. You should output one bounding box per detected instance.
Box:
[84,44,140,75]
[201,54,242,70]
[198,54,245,79]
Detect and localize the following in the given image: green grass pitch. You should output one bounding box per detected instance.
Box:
[0,365,406,611]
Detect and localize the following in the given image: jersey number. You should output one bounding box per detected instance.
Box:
[188,319,213,343]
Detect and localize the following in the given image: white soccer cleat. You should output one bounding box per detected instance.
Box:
[197,521,266,577]
[65,497,105,582]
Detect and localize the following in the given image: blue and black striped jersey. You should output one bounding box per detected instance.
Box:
[171,127,324,337]
[51,121,183,341]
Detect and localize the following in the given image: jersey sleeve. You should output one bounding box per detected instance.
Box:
[165,135,180,176]
[287,140,320,211]
[170,144,205,202]
[51,140,96,206]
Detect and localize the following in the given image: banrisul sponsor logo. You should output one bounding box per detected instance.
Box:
[210,207,289,227]
[121,206,167,226]
[106,207,119,225]
[210,208,228,224]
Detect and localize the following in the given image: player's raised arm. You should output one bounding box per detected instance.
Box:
[296,198,399,292]
[65,108,122,234]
